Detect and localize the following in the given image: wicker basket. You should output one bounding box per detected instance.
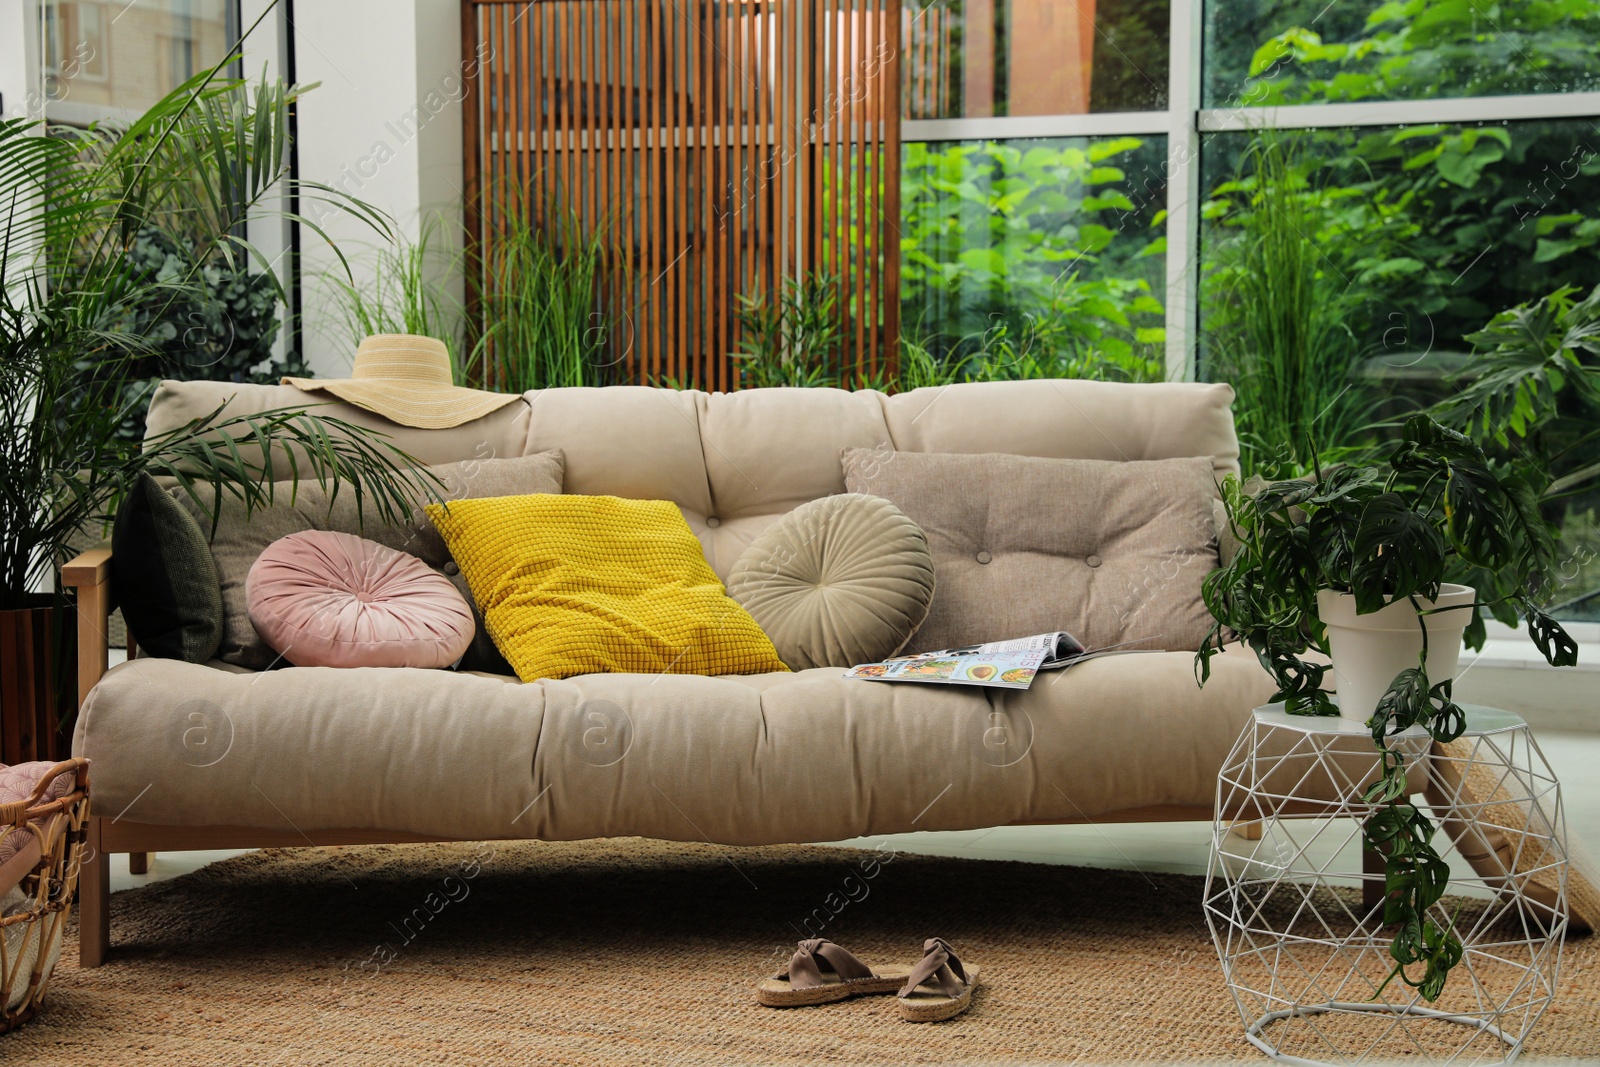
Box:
[0,758,90,1033]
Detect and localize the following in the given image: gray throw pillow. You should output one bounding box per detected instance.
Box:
[727,494,935,670]
[175,451,564,672]
[112,472,224,663]
[841,449,1221,654]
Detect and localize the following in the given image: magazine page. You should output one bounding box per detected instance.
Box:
[843,632,1158,689]
[844,632,1076,690]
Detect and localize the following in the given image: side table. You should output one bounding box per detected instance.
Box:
[1204,703,1569,1065]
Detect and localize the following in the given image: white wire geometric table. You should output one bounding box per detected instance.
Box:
[1204,703,1568,1066]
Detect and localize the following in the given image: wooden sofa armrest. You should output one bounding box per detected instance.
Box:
[61,548,114,711]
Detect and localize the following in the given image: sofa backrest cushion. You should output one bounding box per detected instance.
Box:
[843,450,1221,654]
[144,379,533,469]
[143,376,1238,612]
[879,379,1239,470]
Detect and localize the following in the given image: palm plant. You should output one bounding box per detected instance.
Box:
[64,73,382,441]
[1,61,437,613]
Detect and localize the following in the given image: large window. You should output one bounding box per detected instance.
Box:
[43,0,238,123]
[902,0,1600,620]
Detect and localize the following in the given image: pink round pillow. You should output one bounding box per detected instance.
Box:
[246,530,474,669]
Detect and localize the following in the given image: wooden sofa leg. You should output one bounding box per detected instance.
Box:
[127,852,150,875]
[79,817,111,968]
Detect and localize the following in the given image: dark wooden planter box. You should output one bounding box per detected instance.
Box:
[0,596,78,764]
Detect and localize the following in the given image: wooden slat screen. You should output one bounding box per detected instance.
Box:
[463,0,902,390]
[901,2,956,120]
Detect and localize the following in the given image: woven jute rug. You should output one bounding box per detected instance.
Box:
[4,838,1597,1064]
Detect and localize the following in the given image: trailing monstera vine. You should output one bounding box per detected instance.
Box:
[1195,414,1578,1001]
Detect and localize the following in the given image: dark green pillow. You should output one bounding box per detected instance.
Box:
[111,473,223,662]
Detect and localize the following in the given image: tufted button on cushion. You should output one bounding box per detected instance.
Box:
[1086,555,1102,568]
[976,551,993,565]
[246,531,475,669]
[727,494,935,670]
[706,516,722,528]
[443,561,460,576]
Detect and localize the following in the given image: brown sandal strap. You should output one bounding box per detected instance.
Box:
[898,937,968,998]
[776,938,876,990]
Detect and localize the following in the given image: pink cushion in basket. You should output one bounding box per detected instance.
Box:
[246,530,475,669]
[0,762,76,874]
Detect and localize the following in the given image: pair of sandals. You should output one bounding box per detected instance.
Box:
[756,937,980,1022]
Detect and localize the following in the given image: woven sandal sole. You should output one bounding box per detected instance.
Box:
[898,965,980,1022]
[756,968,913,1007]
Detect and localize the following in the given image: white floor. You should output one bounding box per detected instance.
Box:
[109,728,1600,893]
[834,728,1600,882]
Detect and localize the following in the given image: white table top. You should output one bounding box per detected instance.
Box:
[1252,700,1527,738]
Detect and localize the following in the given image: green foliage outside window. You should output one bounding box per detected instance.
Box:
[1218,0,1600,106]
[65,77,329,444]
[899,136,1167,385]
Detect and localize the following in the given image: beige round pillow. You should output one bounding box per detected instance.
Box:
[728,494,935,671]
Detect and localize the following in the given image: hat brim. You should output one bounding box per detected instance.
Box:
[284,378,523,429]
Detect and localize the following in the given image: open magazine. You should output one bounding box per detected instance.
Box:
[844,632,1146,690]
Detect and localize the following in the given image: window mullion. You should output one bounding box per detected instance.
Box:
[1164,0,1202,383]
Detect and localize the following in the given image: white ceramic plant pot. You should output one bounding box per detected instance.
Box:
[1316,584,1476,723]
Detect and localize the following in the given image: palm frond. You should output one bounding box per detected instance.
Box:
[140,405,446,539]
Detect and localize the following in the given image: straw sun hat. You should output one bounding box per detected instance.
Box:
[284,334,521,429]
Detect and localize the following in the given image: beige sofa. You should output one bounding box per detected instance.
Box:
[65,378,1282,966]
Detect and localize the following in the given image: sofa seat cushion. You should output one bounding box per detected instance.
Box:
[74,645,1278,845]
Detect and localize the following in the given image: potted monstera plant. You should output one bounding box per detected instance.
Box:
[1196,413,1578,1001]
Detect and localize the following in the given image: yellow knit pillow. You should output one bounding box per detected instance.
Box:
[426,493,788,681]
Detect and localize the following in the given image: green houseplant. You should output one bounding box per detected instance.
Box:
[61,72,377,448]
[1,60,437,761]
[1201,136,1382,477]
[1433,283,1600,608]
[1196,413,1578,1001]
[732,272,844,389]
[481,195,609,391]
